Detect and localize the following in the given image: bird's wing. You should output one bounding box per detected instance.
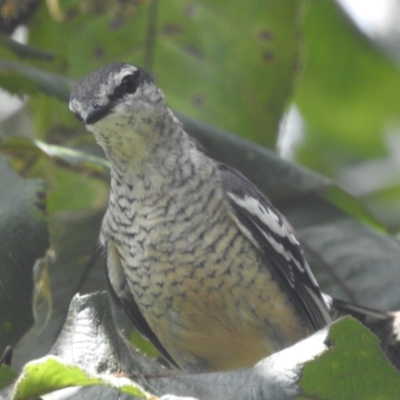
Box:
[104,240,178,368]
[218,163,331,331]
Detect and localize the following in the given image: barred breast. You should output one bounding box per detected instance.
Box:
[101,149,309,371]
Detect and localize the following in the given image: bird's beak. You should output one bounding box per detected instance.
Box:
[84,103,112,125]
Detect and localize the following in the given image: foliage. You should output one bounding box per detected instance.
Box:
[0,0,400,399]
[0,158,48,350]
[8,294,154,400]
[299,317,400,399]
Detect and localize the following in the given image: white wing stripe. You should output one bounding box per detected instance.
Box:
[228,214,261,250]
[227,193,299,245]
[227,192,307,274]
[227,191,322,290]
[222,169,331,330]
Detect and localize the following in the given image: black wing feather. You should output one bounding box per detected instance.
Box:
[219,163,331,331]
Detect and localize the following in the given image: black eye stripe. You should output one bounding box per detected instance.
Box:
[108,70,141,102]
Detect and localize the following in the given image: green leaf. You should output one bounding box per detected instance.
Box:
[296,0,400,172]
[26,0,303,147]
[14,210,106,368]
[153,0,303,146]
[10,293,156,400]
[9,355,153,400]
[299,317,400,400]
[0,0,304,145]
[0,155,49,350]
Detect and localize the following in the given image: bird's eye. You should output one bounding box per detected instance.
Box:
[108,70,144,102]
[120,74,138,94]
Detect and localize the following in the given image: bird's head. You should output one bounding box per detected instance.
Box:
[69,63,169,167]
[69,62,165,126]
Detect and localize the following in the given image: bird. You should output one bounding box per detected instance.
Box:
[69,62,343,373]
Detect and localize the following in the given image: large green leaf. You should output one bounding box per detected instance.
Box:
[299,318,400,399]
[5,0,304,147]
[10,356,152,400]
[9,293,154,400]
[12,210,105,369]
[0,155,49,350]
[153,0,302,146]
[296,0,400,173]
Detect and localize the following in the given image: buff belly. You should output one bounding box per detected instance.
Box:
[111,200,310,372]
